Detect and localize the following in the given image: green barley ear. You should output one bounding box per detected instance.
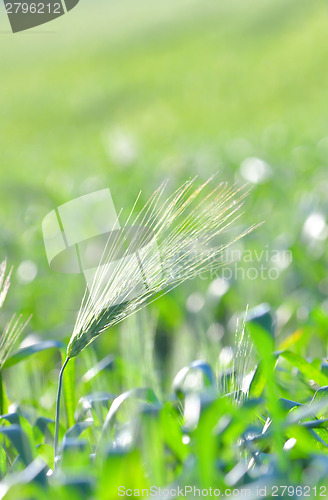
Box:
[54,175,259,464]
[67,175,258,359]
[0,259,11,310]
[0,259,30,416]
[0,259,30,369]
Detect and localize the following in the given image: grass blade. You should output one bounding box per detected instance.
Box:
[63,356,76,429]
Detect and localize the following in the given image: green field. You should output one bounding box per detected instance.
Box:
[0,0,328,497]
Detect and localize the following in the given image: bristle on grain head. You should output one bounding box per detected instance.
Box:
[0,259,12,309]
[0,259,31,367]
[67,176,258,358]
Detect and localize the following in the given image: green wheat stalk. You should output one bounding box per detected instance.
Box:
[54,175,258,464]
[0,259,30,414]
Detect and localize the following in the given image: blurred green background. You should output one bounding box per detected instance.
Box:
[0,0,327,379]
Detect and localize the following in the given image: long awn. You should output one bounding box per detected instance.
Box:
[54,175,259,463]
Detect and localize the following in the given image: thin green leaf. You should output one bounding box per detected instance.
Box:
[173,360,215,395]
[0,425,34,466]
[0,371,4,416]
[100,388,159,441]
[2,340,65,369]
[247,303,275,336]
[279,351,328,387]
[65,421,92,440]
[82,354,115,384]
[63,356,76,429]
[249,361,266,398]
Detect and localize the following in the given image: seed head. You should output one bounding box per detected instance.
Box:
[67,176,258,358]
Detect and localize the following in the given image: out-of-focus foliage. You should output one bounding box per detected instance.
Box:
[1,306,328,498]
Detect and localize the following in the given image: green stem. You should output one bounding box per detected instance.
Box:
[54,357,69,469]
[0,370,3,416]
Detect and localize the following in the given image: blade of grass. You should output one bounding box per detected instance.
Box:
[279,351,328,387]
[0,371,3,416]
[247,322,287,471]
[63,356,76,429]
[3,340,65,369]
[54,357,70,468]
